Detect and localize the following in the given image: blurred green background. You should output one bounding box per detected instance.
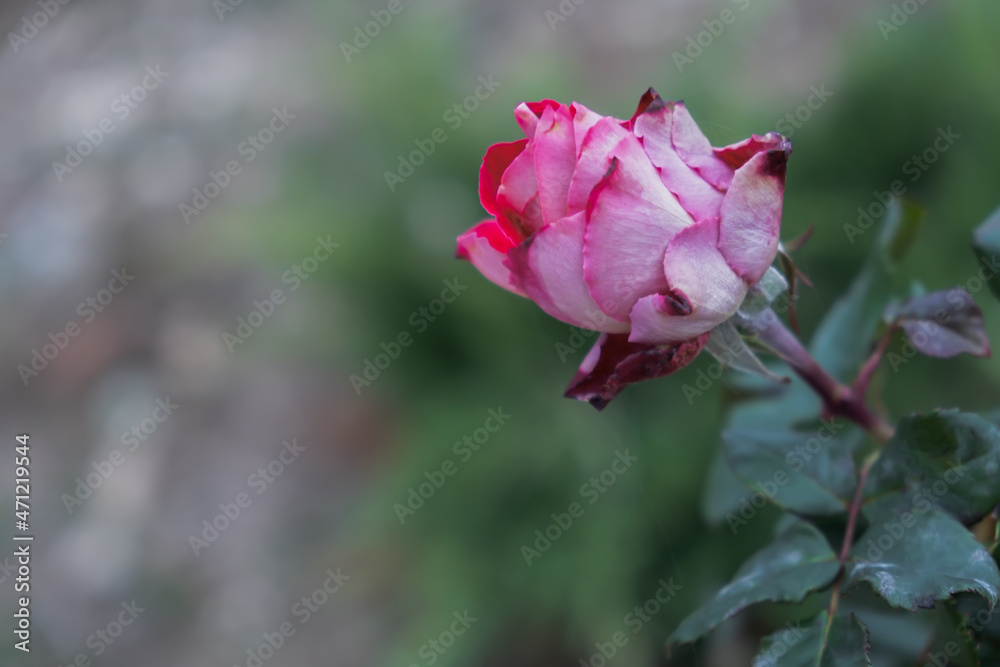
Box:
[1,0,999,665]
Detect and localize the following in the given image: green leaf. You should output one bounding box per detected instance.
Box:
[822,614,873,666]
[886,289,991,359]
[844,507,1000,611]
[753,612,827,667]
[753,613,871,666]
[669,522,840,644]
[701,445,762,527]
[973,203,1000,300]
[864,409,1000,524]
[812,199,926,382]
[723,424,857,516]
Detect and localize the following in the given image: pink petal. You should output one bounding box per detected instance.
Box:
[479,139,527,216]
[570,102,604,158]
[583,134,695,321]
[628,219,748,345]
[715,133,789,170]
[496,142,544,236]
[566,117,631,215]
[717,144,791,284]
[565,331,709,410]
[533,104,577,224]
[667,100,735,191]
[632,94,726,222]
[505,212,630,333]
[456,219,526,297]
[514,100,562,139]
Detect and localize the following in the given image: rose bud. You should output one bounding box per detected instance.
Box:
[456,89,791,408]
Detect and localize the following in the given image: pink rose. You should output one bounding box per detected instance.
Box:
[457,89,791,408]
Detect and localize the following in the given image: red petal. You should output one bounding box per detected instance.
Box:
[564,332,708,410]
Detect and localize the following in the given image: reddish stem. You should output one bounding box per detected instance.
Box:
[752,313,894,445]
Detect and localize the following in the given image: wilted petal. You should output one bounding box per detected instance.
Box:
[506,212,630,333]
[715,132,789,170]
[629,219,747,345]
[717,144,791,284]
[565,332,709,410]
[583,134,695,321]
[456,219,526,297]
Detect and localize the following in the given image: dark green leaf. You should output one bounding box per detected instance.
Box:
[887,289,991,359]
[865,409,1000,524]
[669,522,839,644]
[973,203,1000,300]
[812,199,925,382]
[723,424,857,516]
[822,614,873,666]
[753,613,871,666]
[845,507,1000,610]
[753,612,827,667]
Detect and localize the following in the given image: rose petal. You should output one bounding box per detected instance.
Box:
[583,134,695,321]
[496,142,544,236]
[717,144,791,284]
[515,100,562,139]
[479,139,527,216]
[565,332,709,410]
[456,219,526,297]
[715,132,789,170]
[667,100,734,190]
[628,219,747,345]
[506,212,630,333]
[632,93,726,222]
[534,104,577,224]
[570,102,604,158]
[566,116,631,215]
